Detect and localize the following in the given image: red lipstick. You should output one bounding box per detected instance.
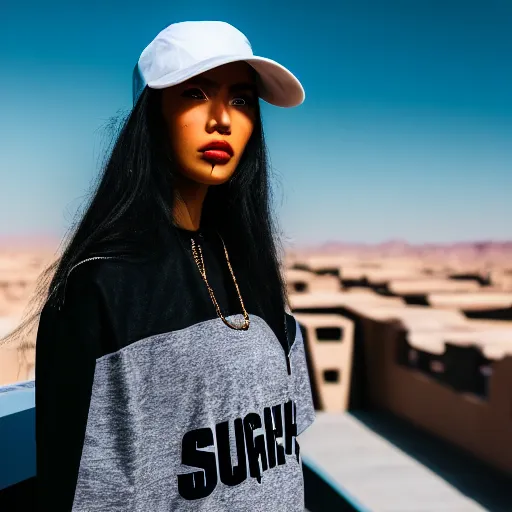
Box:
[199,140,234,165]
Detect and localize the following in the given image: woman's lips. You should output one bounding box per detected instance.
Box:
[201,150,232,164]
[198,140,234,165]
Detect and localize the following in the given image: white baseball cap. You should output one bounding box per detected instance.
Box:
[133,21,305,108]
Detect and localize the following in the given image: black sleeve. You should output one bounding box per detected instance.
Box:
[35,271,110,512]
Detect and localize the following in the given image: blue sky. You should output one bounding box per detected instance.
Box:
[1,0,511,245]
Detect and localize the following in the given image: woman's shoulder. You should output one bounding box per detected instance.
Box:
[65,252,176,302]
[68,255,137,281]
[55,256,142,309]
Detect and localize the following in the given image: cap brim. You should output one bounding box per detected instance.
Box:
[146,54,305,108]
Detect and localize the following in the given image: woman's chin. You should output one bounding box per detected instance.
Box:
[185,164,235,185]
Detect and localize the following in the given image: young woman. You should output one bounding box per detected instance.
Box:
[29,20,315,511]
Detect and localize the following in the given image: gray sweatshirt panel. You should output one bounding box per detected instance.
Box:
[72,314,315,511]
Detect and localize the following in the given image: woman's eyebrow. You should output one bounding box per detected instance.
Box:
[188,76,218,88]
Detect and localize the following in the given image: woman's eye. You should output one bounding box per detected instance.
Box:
[182,88,206,100]
[230,96,256,107]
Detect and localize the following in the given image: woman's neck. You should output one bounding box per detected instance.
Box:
[172,176,209,231]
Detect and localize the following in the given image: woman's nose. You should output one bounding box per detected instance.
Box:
[207,98,231,134]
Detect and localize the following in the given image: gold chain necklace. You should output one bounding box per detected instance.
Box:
[191,233,250,330]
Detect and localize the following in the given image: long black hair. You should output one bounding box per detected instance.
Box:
[0,84,290,379]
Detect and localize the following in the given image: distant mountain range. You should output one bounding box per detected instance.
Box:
[0,234,60,250]
[292,239,512,258]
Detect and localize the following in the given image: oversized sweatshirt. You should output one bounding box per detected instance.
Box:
[35,224,316,512]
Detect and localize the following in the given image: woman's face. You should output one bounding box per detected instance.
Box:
[161,61,259,185]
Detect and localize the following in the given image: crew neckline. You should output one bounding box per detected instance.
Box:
[175,225,201,234]
[171,222,214,244]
